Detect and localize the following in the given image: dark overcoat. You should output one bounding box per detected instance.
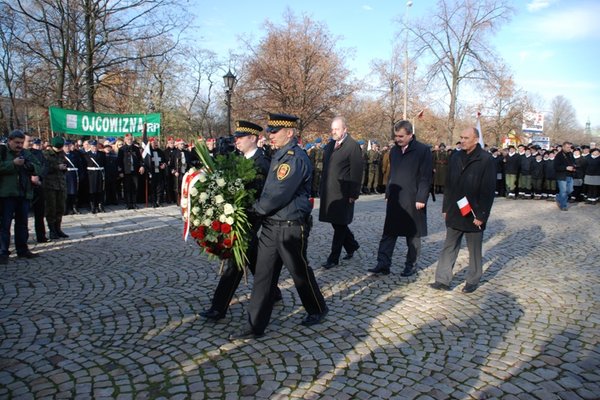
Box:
[383,138,432,237]
[442,144,496,232]
[318,135,363,225]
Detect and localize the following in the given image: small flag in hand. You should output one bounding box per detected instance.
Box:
[457,196,472,216]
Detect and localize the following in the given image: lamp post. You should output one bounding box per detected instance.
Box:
[403,1,413,120]
[223,69,236,135]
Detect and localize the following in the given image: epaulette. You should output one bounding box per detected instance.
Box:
[287,150,294,155]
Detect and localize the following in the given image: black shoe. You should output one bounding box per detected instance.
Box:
[49,231,60,240]
[37,237,51,243]
[57,230,69,238]
[0,255,8,265]
[199,309,225,321]
[229,327,263,340]
[342,244,360,260]
[301,307,329,326]
[429,282,450,291]
[17,251,38,259]
[367,265,390,275]
[321,261,338,269]
[400,264,417,277]
[272,288,283,302]
[462,283,478,293]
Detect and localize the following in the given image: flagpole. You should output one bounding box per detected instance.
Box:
[470,209,481,230]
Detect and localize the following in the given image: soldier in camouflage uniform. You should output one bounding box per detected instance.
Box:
[43,137,69,239]
[366,142,381,194]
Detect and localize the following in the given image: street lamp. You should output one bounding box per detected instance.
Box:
[403,0,413,120]
[223,69,236,135]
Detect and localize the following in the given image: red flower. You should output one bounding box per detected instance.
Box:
[223,238,232,248]
[191,226,205,240]
[211,220,221,231]
[220,223,231,234]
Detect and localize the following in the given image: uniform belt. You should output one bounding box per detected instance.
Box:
[264,218,304,227]
[87,167,104,170]
[67,168,78,171]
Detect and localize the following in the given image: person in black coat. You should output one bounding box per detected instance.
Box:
[503,146,520,198]
[117,133,145,209]
[83,140,107,213]
[318,116,363,269]
[200,121,282,321]
[368,120,433,276]
[554,141,577,211]
[530,152,544,199]
[430,127,496,293]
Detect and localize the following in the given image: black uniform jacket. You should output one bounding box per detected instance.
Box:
[253,138,312,221]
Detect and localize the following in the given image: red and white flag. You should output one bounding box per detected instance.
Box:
[457,196,472,216]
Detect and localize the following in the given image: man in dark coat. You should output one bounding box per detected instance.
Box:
[117,133,144,209]
[554,141,577,211]
[144,138,167,207]
[318,116,363,269]
[368,120,433,276]
[430,127,496,293]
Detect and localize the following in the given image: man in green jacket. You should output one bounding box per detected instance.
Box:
[0,130,42,264]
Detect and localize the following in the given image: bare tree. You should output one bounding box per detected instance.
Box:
[237,10,356,137]
[546,95,581,143]
[407,0,513,144]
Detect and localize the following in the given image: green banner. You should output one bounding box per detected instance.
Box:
[49,106,161,137]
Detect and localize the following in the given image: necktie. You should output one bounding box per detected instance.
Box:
[334,141,341,150]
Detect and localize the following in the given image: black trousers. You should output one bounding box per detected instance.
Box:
[210,219,263,314]
[434,227,483,286]
[327,223,359,263]
[149,174,164,205]
[123,174,138,206]
[32,187,46,240]
[376,234,421,269]
[247,219,327,335]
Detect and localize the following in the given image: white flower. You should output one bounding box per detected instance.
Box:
[199,174,207,183]
[205,208,214,217]
[216,178,226,187]
[219,214,227,223]
[192,206,200,215]
[199,192,208,203]
[190,187,198,197]
[193,219,201,227]
[215,194,224,204]
[225,216,234,225]
[223,203,234,215]
[181,198,188,208]
[202,218,211,226]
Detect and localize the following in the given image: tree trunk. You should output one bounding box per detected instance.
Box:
[84,0,95,112]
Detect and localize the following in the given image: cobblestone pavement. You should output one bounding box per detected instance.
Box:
[1,196,599,399]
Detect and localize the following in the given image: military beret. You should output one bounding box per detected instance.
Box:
[51,136,65,148]
[64,140,72,145]
[357,140,365,145]
[88,139,98,146]
[32,138,42,145]
[315,137,322,143]
[266,113,299,133]
[234,120,263,138]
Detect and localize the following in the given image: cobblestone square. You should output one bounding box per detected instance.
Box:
[1,196,599,399]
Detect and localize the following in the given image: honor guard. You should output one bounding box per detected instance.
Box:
[230,113,328,340]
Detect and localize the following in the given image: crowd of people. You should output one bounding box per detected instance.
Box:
[1,121,598,337]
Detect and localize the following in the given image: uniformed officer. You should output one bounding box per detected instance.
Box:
[84,139,106,213]
[230,113,328,340]
[200,120,282,321]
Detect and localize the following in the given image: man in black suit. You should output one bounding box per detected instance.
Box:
[318,116,364,269]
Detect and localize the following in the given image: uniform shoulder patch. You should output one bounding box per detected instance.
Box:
[277,163,291,181]
[287,150,294,155]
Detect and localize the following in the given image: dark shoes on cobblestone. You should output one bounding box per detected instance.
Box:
[301,307,329,326]
[342,244,360,260]
[462,283,478,293]
[37,237,51,243]
[17,251,38,259]
[199,309,225,321]
[400,264,417,277]
[429,282,450,291]
[321,261,338,269]
[367,265,390,275]
[229,327,264,340]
